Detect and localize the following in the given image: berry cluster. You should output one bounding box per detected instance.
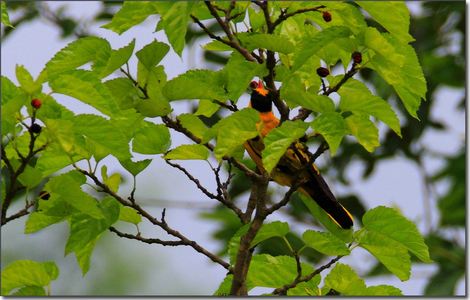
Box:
[29,98,43,134]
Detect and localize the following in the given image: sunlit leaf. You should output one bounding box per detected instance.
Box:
[165,144,209,160]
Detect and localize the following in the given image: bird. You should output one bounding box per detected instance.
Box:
[244,79,353,229]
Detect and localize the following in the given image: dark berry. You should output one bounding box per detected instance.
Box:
[39,191,50,200]
[322,11,332,22]
[316,67,330,78]
[31,98,42,109]
[352,51,362,64]
[30,123,42,134]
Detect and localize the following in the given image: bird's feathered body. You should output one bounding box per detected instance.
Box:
[245,80,353,229]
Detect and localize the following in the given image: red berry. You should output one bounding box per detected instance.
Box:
[39,191,50,200]
[30,123,42,134]
[352,51,362,64]
[322,11,332,22]
[316,67,330,78]
[31,98,42,109]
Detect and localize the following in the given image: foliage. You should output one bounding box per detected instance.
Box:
[1,0,462,296]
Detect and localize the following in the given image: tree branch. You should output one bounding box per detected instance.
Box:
[2,201,35,226]
[272,5,326,29]
[109,226,186,246]
[272,255,343,295]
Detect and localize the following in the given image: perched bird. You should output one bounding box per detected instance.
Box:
[244,80,353,229]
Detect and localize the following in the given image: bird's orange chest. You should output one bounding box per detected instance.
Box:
[257,111,280,137]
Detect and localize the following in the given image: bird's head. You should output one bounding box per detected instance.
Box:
[249,80,272,113]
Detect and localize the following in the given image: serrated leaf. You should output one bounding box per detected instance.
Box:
[302,230,350,256]
[247,254,314,289]
[136,66,171,117]
[72,114,131,161]
[365,285,402,296]
[132,122,170,154]
[299,193,353,243]
[165,144,209,160]
[11,286,46,296]
[178,113,209,140]
[119,158,152,176]
[119,206,142,224]
[25,212,65,234]
[262,121,308,173]
[212,108,259,160]
[75,237,97,275]
[287,275,321,296]
[1,76,26,134]
[356,230,411,281]
[228,224,249,264]
[49,70,120,116]
[338,79,401,136]
[203,40,234,52]
[16,65,41,95]
[214,274,233,296]
[104,77,142,110]
[156,2,195,56]
[44,36,111,80]
[345,114,379,152]
[136,40,170,70]
[1,260,59,295]
[239,33,295,54]
[293,26,352,71]
[357,2,414,43]
[163,69,227,101]
[281,77,335,113]
[222,53,268,101]
[361,206,432,263]
[101,2,159,34]
[1,1,13,27]
[324,263,367,295]
[251,221,290,247]
[195,99,220,117]
[17,165,43,188]
[311,112,348,155]
[98,39,135,78]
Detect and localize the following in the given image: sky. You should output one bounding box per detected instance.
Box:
[1,1,465,296]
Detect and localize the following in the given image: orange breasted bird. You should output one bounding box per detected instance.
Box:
[245,80,353,229]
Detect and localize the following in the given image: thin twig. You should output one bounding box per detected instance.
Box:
[109,227,186,246]
[2,201,35,225]
[272,5,326,29]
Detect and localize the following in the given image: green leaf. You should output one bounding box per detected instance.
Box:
[74,237,97,275]
[247,254,313,289]
[101,2,159,34]
[98,39,135,78]
[251,221,290,247]
[101,166,121,193]
[11,286,46,296]
[1,1,13,27]
[239,33,295,54]
[104,77,142,110]
[1,76,26,134]
[163,69,227,101]
[203,40,234,52]
[357,2,414,43]
[212,108,259,160]
[228,224,249,264]
[132,121,170,154]
[178,113,209,140]
[165,144,209,160]
[119,158,152,176]
[16,65,41,95]
[72,114,131,161]
[361,206,432,263]
[1,260,59,295]
[338,79,401,136]
[136,66,171,117]
[119,206,142,225]
[45,171,104,219]
[195,99,220,117]
[17,165,43,188]
[311,112,348,155]
[261,121,308,173]
[44,36,111,80]
[292,26,352,71]
[356,230,411,281]
[214,274,233,296]
[324,263,367,295]
[287,275,321,296]
[364,285,402,296]
[281,77,335,113]
[136,40,170,70]
[156,2,195,56]
[299,193,352,243]
[302,230,350,256]
[345,114,379,152]
[49,70,120,116]
[25,212,65,234]
[222,53,268,101]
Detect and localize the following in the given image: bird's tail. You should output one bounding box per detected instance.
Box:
[299,169,354,229]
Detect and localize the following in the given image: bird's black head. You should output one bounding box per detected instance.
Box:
[249,80,272,113]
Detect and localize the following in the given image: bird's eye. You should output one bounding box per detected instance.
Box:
[249,81,258,89]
